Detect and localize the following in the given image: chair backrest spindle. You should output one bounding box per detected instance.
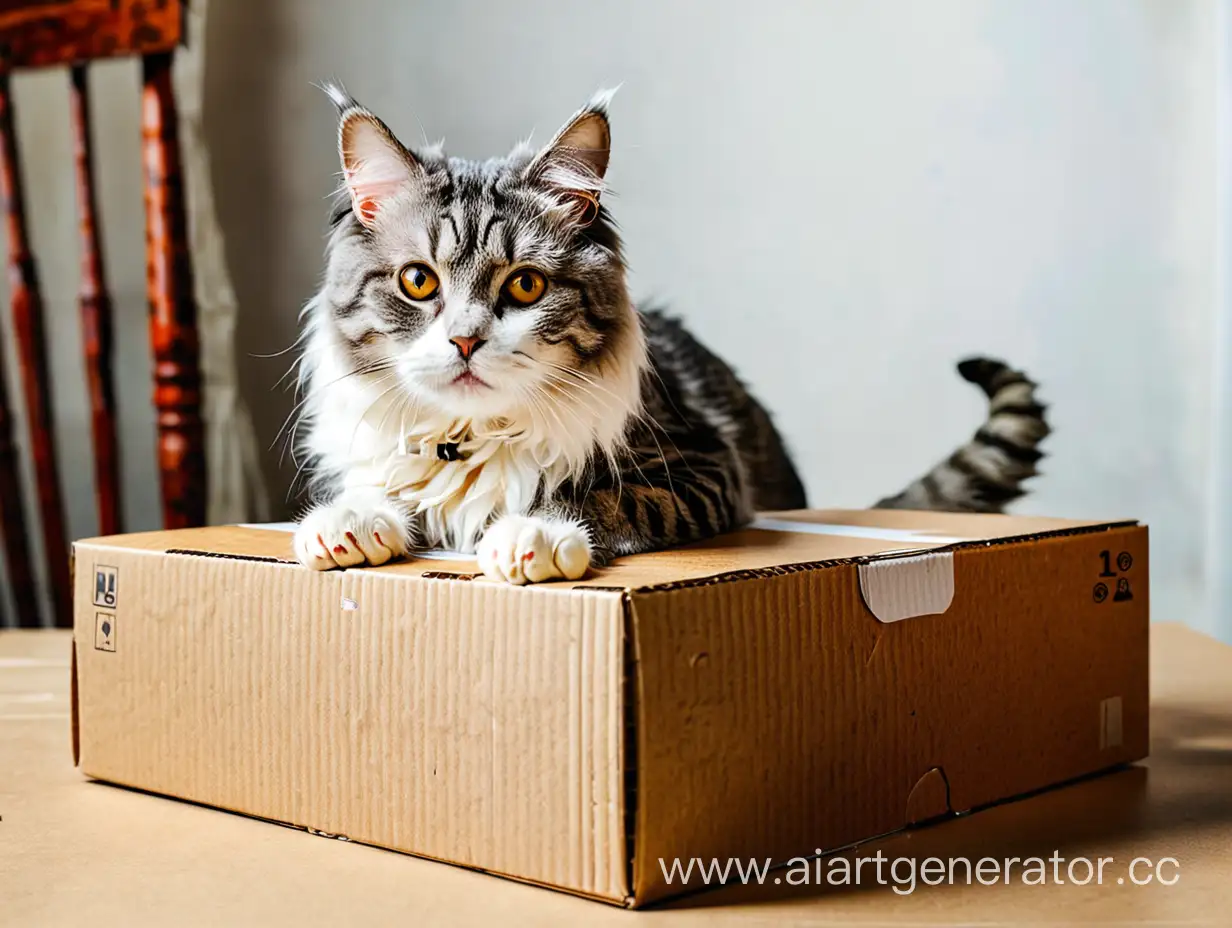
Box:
[0,70,72,628]
[0,332,38,627]
[141,51,207,531]
[70,63,123,538]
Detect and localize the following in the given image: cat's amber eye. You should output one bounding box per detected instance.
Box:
[398,263,440,301]
[503,268,547,306]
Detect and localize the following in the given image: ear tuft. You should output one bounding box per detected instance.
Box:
[320,81,352,111]
[585,85,621,115]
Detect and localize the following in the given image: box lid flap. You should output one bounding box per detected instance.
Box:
[73,509,1134,590]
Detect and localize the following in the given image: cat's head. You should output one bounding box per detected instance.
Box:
[314,86,645,465]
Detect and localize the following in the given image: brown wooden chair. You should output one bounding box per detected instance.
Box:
[0,0,205,629]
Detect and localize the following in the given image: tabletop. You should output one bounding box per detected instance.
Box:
[2,623,1229,926]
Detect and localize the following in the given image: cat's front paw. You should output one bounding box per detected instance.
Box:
[294,493,411,570]
[478,515,591,585]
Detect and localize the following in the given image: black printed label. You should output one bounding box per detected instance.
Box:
[1092,549,1135,605]
[95,612,116,652]
[93,565,118,608]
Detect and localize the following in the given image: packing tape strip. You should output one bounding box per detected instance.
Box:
[750,518,967,623]
[857,552,956,623]
[749,517,970,545]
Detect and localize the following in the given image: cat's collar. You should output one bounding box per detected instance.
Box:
[399,417,526,463]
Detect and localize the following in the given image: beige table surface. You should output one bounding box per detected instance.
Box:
[2,623,1229,926]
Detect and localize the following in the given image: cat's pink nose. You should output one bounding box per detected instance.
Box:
[450,335,485,360]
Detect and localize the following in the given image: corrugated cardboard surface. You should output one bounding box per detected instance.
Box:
[72,510,1149,907]
[628,527,1149,903]
[73,554,629,901]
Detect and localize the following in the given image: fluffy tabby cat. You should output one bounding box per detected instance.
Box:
[292,88,1049,583]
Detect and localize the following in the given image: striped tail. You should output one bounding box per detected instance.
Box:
[876,357,1050,514]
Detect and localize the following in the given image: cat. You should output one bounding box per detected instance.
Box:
[291,87,1049,584]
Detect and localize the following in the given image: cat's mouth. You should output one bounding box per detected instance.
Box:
[451,370,490,389]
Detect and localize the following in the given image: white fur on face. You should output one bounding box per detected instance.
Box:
[391,293,554,420]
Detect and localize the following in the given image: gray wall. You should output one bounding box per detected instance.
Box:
[0,0,1219,633]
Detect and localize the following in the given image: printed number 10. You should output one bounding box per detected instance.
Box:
[1099,550,1117,577]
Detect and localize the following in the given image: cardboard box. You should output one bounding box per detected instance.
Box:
[70,509,1149,907]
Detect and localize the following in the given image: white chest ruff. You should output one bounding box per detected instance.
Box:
[344,420,569,552]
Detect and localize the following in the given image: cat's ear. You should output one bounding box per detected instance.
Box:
[525,90,614,227]
[325,84,419,227]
